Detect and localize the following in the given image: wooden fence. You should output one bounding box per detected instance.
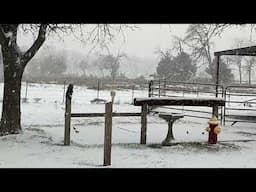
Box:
[64,84,142,166]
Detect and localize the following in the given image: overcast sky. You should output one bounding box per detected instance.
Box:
[18,24,256,80]
[46,24,256,59]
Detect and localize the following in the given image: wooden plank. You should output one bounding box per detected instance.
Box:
[64,84,73,146]
[148,80,153,97]
[112,113,141,117]
[134,97,225,107]
[160,106,213,114]
[62,80,66,104]
[224,108,256,111]
[140,104,147,144]
[72,113,105,117]
[71,112,141,118]
[104,102,113,166]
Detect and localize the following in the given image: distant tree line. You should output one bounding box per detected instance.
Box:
[16,46,148,88]
[156,50,196,81]
[155,24,238,85]
[23,46,67,81]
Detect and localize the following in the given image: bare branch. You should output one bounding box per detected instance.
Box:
[81,24,138,51]
[183,24,219,66]
[171,35,185,55]
[21,24,48,67]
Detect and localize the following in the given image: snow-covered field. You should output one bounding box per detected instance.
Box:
[0,82,256,168]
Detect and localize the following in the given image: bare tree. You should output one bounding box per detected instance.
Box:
[78,59,89,77]
[154,47,174,62]
[0,24,136,136]
[101,51,127,81]
[40,50,68,79]
[244,56,256,85]
[205,57,234,84]
[156,49,196,81]
[183,24,227,66]
[93,54,106,78]
[227,39,246,84]
[171,35,184,55]
[229,39,256,85]
[232,55,243,84]
[111,50,127,80]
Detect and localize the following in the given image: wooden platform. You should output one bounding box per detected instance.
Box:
[133,97,225,107]
[133,96,225,145]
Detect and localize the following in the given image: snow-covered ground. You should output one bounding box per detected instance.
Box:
[0,82,256,168]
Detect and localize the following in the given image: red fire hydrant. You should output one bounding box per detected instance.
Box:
[205,116,221,144]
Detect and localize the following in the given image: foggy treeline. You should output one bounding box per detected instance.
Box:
[154,25,256,85]
[1,24,256,87]
[10,44,155,88]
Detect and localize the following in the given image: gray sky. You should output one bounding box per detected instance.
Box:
[20,24,256,80]
[47,24,255,59]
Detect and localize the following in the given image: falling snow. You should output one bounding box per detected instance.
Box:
[0,83,255,168]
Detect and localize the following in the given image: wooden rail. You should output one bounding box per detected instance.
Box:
[134,97,225,107]
[71,113,141,117]
[64,84,143,166]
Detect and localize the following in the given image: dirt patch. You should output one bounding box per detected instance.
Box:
[236,131,256,137]
[26,128,46,134]
[148,141,241,152]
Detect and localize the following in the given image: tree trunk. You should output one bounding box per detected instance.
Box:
[0,24,47,136]
[239,65,242,84]
[0,52,24,135]
[249,61,252,85]
[249,69,251,85]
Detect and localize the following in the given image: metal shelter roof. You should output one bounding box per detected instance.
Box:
[214,45,256,56]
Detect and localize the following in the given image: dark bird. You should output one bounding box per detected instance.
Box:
[73,126,79,133]
[186,131,189,134]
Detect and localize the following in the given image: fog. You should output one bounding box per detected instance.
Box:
[15,24,256,81]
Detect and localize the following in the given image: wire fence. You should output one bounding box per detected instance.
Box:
[148,79,256,126]
[0,81,148,106]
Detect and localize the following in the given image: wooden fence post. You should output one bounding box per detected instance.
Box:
[97,79,100,99]
[148,80,153,97]
[104,102,113,166]
[62,80,66,104]
[212,105,218,118]
[132,85,135,103]
[64,84,73,145]
[140,104,148,144]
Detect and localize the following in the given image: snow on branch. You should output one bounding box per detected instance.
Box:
[0,25,18,47]
[0,26,8,46]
